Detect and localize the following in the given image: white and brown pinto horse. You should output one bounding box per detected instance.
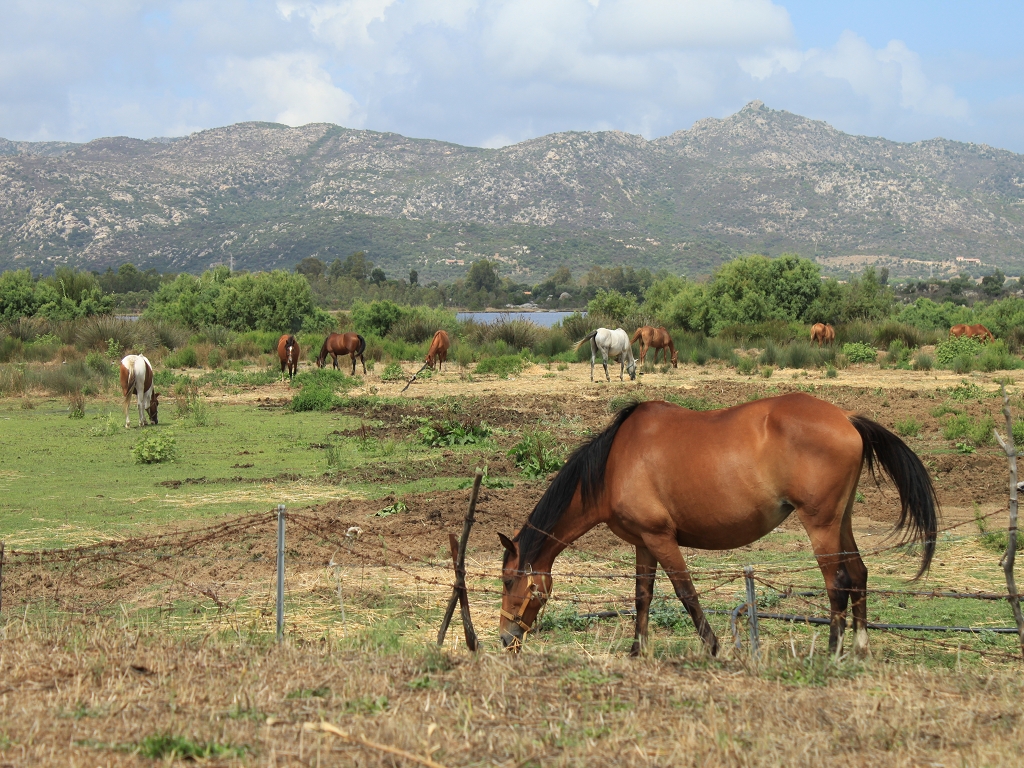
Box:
[120,354,159,428]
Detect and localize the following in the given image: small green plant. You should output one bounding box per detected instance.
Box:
[948,380,984,403]
[291,385,336,412]
[968,414,995,447]
[942,413,971,441]
[132,432,177,464]
[418,419,491,447]
[841,342,877,363]
[825,365,838,378]
[375,500,408,518]
[894,417,920,438]
[106,338,121,359]
[206,348,224,369]
[166,347,199,368]
[91,411,122,437]
[855,491,865,503]
[85,351,111,375]
[508,431,564,478]
[136,734,247,760]
[760,366,774,379]
[955,442,976,454]
[975,504,1024,553]
[557,362,569,371]
[67,391,85,419]
[833,353,850,370]
[343,695,389,715]
[379,362,405,381]
[1013,418,1024,448]
[736,356,757,375]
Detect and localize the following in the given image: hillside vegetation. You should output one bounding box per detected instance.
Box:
[2,102,1023,281]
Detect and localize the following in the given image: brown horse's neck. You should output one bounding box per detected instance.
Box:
[527,496,606,575]
[667,340,676,354]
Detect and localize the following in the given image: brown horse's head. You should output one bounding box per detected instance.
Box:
[148,392,160,425]
[670,349,678,368]
[424,352,435,370]
[497,532,551,653]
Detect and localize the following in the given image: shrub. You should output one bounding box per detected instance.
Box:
[690,347,708,366]
[67,391,85,419]
[508,431,564,478]
[736,356,757,375]
[894,417,920,438]
[760,366,773,378]
[951,355,974,374]
[969,415,996,446]
[825,365,838,378]
[489,317,541,350]
[841,342,877,363]
[935,336,984,366]
[379,362,405,381]
[475,355,526,378]
[833,353,850,370]
[0,363,25,396]
[912,351,934,371]
[388,315,435,343]
[758,340,778,366]
[166,347,199,368]
[85,351,112,375]
[874,321,922,350]
[291,368,355,391]
[418,419,491,447]
[885,339,912,367]
[206,348,224,369]
[978,340,1021,372]
[1013,418,1024,448]
[779,341,812,369]
[290,385,336,412]
[132,432,177,464]
[942,414,971,441]
[76,315,157,353]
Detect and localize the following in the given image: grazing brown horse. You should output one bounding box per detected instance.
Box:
[950,324,995,342]
[316,332,367,374]
[498,394,938,659]
[425,330,450,371]
[119,354,159,428]
[810,323,835,346]
[630,326,678,367]
[277,334,299,380]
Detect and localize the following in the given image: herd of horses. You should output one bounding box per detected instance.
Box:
[112,318,998,660]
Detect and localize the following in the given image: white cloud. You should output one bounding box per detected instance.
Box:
[218,52,362,126]
[740,31,969,120]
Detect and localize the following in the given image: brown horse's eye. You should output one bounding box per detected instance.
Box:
[503,579,513,590]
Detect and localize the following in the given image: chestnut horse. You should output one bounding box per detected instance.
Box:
[810,323,835,346]
[498,394,938,659]
[950,324,995,342]
[277,334,299,380]
[630,326,678,367]
[119,354,159,428]
[425,330,450,371]
[316,332,367,374]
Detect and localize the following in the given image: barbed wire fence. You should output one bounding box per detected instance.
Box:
[2,392,1024,663]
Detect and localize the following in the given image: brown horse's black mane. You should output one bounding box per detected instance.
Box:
[512,402,641,569]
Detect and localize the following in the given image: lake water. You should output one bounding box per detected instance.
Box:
[456,311,581,328]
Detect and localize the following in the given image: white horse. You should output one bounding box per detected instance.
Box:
[120,354,159,428]
[575,328,637,382]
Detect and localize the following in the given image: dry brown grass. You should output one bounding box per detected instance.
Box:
[2,613,1024,767]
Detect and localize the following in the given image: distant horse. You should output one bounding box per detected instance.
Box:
[277,334,299,380]
[630,326,678,367]
[498,394,938,658]
[950,324,995,342]
[120,354,159,429]
[424,330,450,371]
[575,328,637,382]
[810,323,835,346]
[316,333,367,374]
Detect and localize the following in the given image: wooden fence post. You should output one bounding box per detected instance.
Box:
[276,504,286,643]
[993,384,1024,658]
[437,471,482,650]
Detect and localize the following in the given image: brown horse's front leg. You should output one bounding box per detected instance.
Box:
[643,537,719,655]
[630,546,657,657]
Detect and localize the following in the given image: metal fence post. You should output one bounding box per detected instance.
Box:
[745,565,760,659]
[276,504,285,643]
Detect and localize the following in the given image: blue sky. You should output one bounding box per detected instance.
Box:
[2,0,1022,152]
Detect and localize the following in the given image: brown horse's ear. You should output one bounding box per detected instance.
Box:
[498,533,517,556]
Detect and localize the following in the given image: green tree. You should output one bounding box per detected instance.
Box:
[370,267,387,286]
[981,269,1006,297]
[409,269,418,286]
[295,257,326,281]
[467,260,499,293]
[351,300,406,337]
[587,289,639,322]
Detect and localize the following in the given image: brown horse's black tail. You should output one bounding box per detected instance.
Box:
[849,415,939,578]
[514,403,641,568]
[356,334,366,357]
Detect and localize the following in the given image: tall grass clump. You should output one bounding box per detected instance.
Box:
[874,321,922,350]
[24,359,98,395]
[835,320,875,346]
[0,363,25,396]
[76,315,156,353]
[758,340,779,366]
[977,340,1022,372]
[488,317,541,350]
[67,391,86,419]
[3,316,49,342]
[912,351,934,371]
[778,341,812,369]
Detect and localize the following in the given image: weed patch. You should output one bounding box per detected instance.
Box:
[132,432,177,464]
[509,431,564,478]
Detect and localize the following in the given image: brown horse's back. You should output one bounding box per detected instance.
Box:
[603,395,863,549]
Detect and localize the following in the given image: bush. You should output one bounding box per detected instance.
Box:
[935,336,984,366]
[166,347,199,368]
[874,321,922,350]
[418,419,491,447]
[969,415,996,447]
[841,342,877,363]
[475,355,526,378]
[508,431,564,478]
[736,356,757,375]
[977,340,1022,372]
[351,300,405,337]
[758,340,778,366]
[75,315,158,353]
[779,341,812,369]
[912,351,934,371]
[290,385,336,412]
[833,353,850,370]
[379,362,405,381]
[489,317,541,350]
[67,391,85,419]
[942,414,971,441]
[206,348,224,369]
[132,432,177,464]
[894,417,920,437]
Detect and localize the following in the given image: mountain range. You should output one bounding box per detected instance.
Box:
[2,101,1023,282]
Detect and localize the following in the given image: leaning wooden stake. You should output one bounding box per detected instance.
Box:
[992,383,1024,659]
[303,721,450,768]
[437,471,482,650]
[401,363,430,393]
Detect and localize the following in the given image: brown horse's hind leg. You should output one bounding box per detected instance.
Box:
[642,536,719,655]
[630,546,657,657]
[802,492,868,657]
